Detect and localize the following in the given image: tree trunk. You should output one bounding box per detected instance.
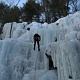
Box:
[10,22,13,38]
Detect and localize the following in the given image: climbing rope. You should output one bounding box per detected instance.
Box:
[34,51,39,80]
[48,44,52,53]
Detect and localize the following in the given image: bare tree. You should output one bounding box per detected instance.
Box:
[41,0,50,23]
[8,0,21,38]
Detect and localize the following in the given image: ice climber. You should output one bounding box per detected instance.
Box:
[33,32,41,51]
[45,50,54,70]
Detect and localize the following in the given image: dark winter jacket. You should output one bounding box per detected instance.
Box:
[34,33,41,41]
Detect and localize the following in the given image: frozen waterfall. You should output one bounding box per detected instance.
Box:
[0,11,80,80]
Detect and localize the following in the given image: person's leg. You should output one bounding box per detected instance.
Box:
[34,40,36,50]
[49,59,54,70]
[37,41,40,51]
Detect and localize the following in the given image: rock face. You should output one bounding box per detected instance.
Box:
[0,12,80,80]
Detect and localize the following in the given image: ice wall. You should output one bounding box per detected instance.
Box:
[0,38,57,80]
[0,11,80,80]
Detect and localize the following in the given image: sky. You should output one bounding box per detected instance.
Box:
[0,0,41,7]
[18,0,41,7]
[0,0,27,7]
[18,0,27,7]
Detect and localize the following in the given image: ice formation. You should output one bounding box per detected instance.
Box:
[0,11,80,80]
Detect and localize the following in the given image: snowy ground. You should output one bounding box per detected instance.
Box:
[0,11,80,80]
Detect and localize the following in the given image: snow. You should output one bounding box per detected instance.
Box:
[42,22,48,28]
[0,11,80,80]
[25,22,42,31]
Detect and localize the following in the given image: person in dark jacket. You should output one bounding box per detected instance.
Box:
[33,33,41,51]
[45,50,54,70]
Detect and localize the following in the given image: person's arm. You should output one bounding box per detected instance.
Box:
[37,35,41,41]
[45,53,51,58]
[40,36,41,41]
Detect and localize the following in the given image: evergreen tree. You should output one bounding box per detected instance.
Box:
[0,2,21,24]
[8,6,21,22]
[0,2,9,24]
[22,0,42,23]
